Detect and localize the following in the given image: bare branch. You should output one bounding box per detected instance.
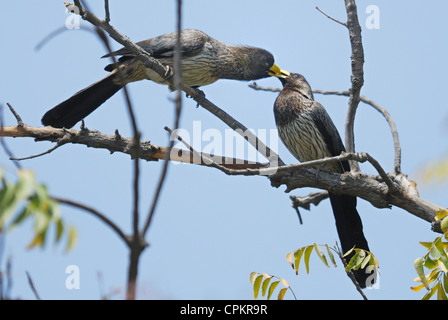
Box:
[0,124,266,170]
[52,196,132,247]
[164,126,231,174]
[6,103,23,127]
[25,271,41,300]
[317,2,366,172]
[343,0,365,171]
[0,104,21,169]
[315,6,347,27]
[10,133,71,161]
[104,0,110,22]
[291,191,329,211]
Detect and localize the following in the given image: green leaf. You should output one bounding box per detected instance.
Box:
[420,241,434,249]
[325,244,337,267]
[343,246,355,258]
[261,277,271,297]
[424,256,438,270]
[434,238,448,271]
[66,226,77,252]
[360,253,372,270]
[429,243,441,260]
[441,216,448,233]
[278,288,287,300]
[267,281,279,300]
[444,273,448,293]
[16,170,36,200]
[9,206,31,229]
[253,275,263,299]
[436,209,448,221]
[294,248,305,275]
[437,282,448,300]
[414,257,430,290]
[422,283,438,300]
[314,243,329,268]
[346,250,366,272]
[427,269,442,284]
[303,245,314,274]
[410,283,426,292]
[56,218,64,242]
[27,230,46,249]
[0,169,73,252]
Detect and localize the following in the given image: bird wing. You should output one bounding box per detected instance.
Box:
[102,29,207,59]
[310,101,350,172]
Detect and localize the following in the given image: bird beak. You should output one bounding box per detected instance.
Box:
[268,64,290,78]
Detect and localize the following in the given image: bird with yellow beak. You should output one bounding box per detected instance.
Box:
[42,29,286,129]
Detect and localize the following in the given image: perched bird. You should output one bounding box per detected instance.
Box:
[42,29,283,128]
[273,72,372,288]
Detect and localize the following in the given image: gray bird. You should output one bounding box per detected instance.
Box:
[42,29,284,129]
[273,72,373,288]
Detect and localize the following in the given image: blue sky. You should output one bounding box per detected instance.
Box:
[1,0,448,300]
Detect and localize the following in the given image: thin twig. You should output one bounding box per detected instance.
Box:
[25,271,41,300]
[212,151,393,185]
[164,126,229,173]
[293,206,303,225]
[6,103,23,127]
[104,0,110,22]
[315,6,347,26]
[0,105,21,169]
[10,134,71,161]
[52,196,131,247]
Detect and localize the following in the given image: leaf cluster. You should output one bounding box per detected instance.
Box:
[250,244,379,300]
[0,169,76,251]
[286,244,378,278]
[249,272,292,300]
[412,210,448,300]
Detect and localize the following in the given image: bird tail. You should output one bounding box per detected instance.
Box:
[328,192,373,288]
[41,72,122,128]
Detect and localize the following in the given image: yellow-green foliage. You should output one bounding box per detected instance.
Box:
[412,210,448,300]
[250,244,379,299]
[0,168,76,251]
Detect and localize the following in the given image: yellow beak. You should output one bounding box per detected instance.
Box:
[268,64,290,78]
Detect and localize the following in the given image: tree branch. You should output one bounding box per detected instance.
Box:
[316,2,366,172]
[343,0,365,171]
[3,120,440,232]
[52,196,132,248]
[0,124,266,170]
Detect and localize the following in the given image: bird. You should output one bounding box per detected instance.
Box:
[272,72,373,288]
[41,28,284,129]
